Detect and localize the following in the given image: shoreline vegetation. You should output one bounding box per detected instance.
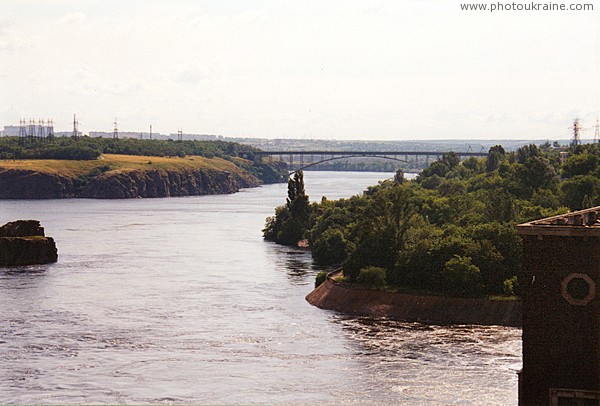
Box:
[264,142,600,321]
[0,136,287,198]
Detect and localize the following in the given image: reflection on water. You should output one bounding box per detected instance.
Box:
[267,243,335,286]
[0,172,520,404]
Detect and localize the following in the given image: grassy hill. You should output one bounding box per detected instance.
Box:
[0,154,250,178]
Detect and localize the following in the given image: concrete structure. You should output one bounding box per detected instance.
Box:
[517,207,600,405]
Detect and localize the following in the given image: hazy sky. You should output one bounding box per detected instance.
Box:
[1,0,599,140]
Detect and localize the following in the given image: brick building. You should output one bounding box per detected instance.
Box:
[517,207,600,405]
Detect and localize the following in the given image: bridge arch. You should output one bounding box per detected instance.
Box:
[289,155,410,175]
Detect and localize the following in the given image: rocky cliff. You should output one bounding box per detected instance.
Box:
[0,220,58,266]
[0,169,74,199]
[78,168,258,198]
[0,164,260,199]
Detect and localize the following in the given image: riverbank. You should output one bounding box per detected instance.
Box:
[306,271,521,327]
[0,154,280,199]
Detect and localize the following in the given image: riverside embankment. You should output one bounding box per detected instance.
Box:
[306,271,522,326]
[0,154,280,199]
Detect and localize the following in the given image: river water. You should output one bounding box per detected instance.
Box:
[0,171,521,405]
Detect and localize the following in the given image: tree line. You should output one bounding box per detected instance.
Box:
[263,142,600,297]
[0,135,264,161]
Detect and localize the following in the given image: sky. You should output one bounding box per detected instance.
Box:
[1,0,599,140]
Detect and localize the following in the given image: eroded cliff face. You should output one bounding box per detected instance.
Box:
[0,167,260,199]
[79,168,259,198]
[0,169,75,199]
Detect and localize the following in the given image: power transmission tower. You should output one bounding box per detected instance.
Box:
[18,118,26,145]
[177,129,183,141]
[113,118,118,140]
[38,118,45,140]
[73,114,79,140]
[571,118,581,146]
[595,117,600,144]
[150,124,152,140]
[28,119,35,142]
[47,118,54,140]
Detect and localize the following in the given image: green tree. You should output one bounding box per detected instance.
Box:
[287,171,310,229]
[516,144,540,164]
[394,168,405,184]
[562,153,599,178]
[356,266,387,288]
[486,145,506,172]
[442,255,484,297]
[263,171,312,246]
[442,151,460,169]
[561,175,600,210]
[482,189,516,223]
[311,228,350,265]
[514,156,557,197]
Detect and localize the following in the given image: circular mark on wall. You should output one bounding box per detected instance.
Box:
[561,273,596,306]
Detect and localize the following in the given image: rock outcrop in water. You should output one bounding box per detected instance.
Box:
[0,167,259,199]
[0,220,58,266]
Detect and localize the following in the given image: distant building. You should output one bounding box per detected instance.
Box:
[3,122,55,139]
[2,126,21,137]
[54,131,81,138]
[89,131,141,139]
[168,133,219,141]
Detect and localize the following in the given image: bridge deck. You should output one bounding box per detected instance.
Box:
[254,150,487,157]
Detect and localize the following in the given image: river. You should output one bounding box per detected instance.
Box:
[0,171,521,405]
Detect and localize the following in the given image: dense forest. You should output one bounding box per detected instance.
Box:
[264,142,600,298]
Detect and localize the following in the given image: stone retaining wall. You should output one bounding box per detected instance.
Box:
[306,276,521,327]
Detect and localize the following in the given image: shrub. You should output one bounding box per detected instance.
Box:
[442,255,484,297]
[315,271,328,287]
[356,266,387,288]
[503,276,519,297]
[311,228,349,265]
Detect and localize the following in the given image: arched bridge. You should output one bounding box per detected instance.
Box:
[253,150,488,174]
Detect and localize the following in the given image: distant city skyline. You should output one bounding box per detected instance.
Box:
[1,0,599,140]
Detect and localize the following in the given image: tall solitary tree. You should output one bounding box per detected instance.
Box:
[287,171,310,229]
[263,170,311,246]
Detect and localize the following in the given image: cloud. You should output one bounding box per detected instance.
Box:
[0,23,35,52]
[55,12,86,25]
[175,67,204,84]
[112,79,150,96]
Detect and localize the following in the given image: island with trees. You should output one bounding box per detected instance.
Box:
[0,136,286,199]
[264,142,600,325]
